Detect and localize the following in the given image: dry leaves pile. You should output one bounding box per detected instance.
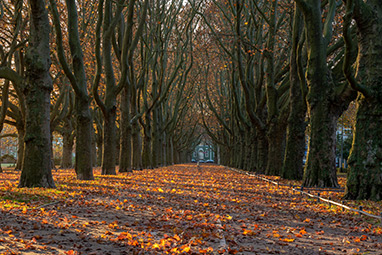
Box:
[1,164,382,254]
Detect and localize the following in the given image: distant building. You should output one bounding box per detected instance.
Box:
[191,144,215,163]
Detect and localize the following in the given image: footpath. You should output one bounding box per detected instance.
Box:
[1,164,381,254]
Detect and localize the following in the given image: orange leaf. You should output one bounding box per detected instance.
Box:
[281,238,295,243]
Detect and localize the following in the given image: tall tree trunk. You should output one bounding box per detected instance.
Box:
[18,0,55,188]
[102,110,117,175]
[282,5,306,180]
[119,88,132,172]
[344,0,382,201]
[297,0,339,187]
[69,0,95,179]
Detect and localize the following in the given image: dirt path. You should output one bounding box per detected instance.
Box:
[1,164,381,254]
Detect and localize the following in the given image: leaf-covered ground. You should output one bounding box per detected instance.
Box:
[1,164,382,254]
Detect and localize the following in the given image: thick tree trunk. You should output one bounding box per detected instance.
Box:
[303,104,339,187]
[298,0,338,187]
[119,89,132,172]
[282,5,306,180]
[65,0,94,179]
[61,136,73,169]
[102,110,117,175]
[346,101,382,200]
[266,121,287,176]
[75,97,94,179]
[345,1,382,201]
[60,126,74,169]
[282,106,306,180]
[18,0,55,188]
[15,126,24,171]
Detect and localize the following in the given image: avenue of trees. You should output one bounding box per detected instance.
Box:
[0,0,381,201]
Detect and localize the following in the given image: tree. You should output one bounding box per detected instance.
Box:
[295,0,356,187]
[18,0,55,188]
[0,81,10,173]
[282,4,307,180]
[50,0,95,180]
[343,0,382,201]
[93,0,125,175]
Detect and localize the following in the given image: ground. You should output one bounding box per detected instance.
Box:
[1,164,382,254]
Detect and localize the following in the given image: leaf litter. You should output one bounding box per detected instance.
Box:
[1,164,382,254]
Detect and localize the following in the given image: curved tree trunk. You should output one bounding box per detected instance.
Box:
[297,0,339,187]
[345,0,382,201]
[18,0,55,188]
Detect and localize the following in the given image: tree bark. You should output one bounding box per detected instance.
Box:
[303,104,339,187]
[256,131,268,174]
[119,88,132,172]
[131,120,142,170]
[74,96,94,179]
[18,0,55,188]
[102,110,117,175]
[141,114,152,169]
[266,120,287,176]
[15,126,24,171]
[61,128,74,169]
[297,0,339,187]
[344,0,382,201]
[282,5,306,180]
